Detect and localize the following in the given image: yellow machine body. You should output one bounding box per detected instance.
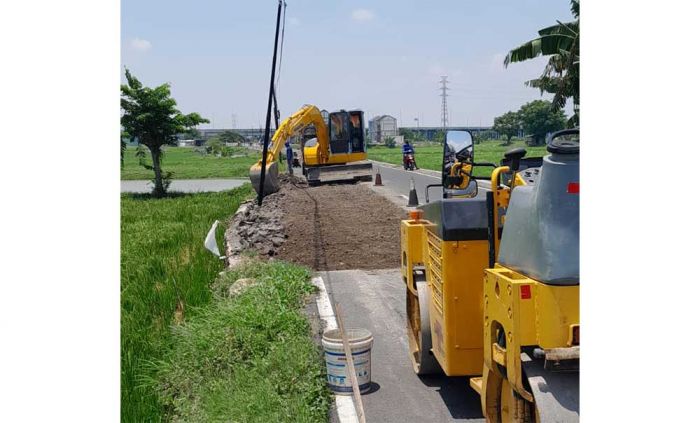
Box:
[402,129,580,422]
[302,146,366,167]
[474,265,579,419]
[401,219,489,375]
[250,104,371,194]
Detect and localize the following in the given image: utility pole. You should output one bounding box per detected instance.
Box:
[439,76,449,129]
[257,0,283,206]
[231,113,237,129]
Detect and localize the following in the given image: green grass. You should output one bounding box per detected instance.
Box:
[367,139,547,177]
[152,260,331,422]
[121,185,253,421]
[121,146,261,180]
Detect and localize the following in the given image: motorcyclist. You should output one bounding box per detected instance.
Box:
[402,139,419,169]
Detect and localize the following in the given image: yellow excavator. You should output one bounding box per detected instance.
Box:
[401,129,579,421]
[249,104,373,194]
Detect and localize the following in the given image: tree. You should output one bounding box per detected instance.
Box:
[434,129,446,144]
[218,130,244,144]
[183,127,201,140]
[120,129,130,168]
[493,111,520,144]
[518,100,566,145]
[121,69,208,197]
[505,0,579,127]
[205,137,224,155]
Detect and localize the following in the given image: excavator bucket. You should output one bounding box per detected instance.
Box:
[249,161,280,196]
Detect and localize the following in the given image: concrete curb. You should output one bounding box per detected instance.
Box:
[311,276,360,423]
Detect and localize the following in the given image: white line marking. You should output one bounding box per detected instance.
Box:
[311,277,359,423]
[373,162,441,180]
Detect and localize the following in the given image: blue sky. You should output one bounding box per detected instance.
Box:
[121,0,575,129]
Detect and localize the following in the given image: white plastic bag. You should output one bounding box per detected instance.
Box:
[204,220,222,258]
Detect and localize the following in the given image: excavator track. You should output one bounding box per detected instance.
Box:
[305,161,373,186]
[521,352,579,422]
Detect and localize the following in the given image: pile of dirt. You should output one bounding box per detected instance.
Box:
[226,174,405,270]
[278,182,405,270]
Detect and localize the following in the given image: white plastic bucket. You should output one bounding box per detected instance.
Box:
[322,328,373,395]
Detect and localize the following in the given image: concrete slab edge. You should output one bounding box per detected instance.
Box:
[311,276,360,423]
[223,200,254,269]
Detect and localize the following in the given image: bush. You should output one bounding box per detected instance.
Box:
[152,260,331,422]
[384,136,397,148]
[206,138,224,155]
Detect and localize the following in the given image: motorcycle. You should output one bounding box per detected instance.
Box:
[403,153,416,171]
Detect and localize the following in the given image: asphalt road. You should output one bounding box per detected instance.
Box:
[370,162,442,206]
[120,178,249,193]
[368,161,492,209]
[320,269,484,422]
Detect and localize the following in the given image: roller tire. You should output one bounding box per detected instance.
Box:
[406,277,441,375]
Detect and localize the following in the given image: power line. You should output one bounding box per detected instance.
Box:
[275,1,287,99]
[439,76,449,129]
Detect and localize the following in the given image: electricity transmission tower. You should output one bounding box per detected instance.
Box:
[439,76,449,129]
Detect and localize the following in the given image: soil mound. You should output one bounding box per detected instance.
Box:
[226,176,405,270]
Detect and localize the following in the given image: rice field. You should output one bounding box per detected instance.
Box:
[120,186,252,421]
[121,146,261,180]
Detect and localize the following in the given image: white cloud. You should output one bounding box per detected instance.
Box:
[351,9,375,22]
[289,17,301,26]
[129,37,151,52]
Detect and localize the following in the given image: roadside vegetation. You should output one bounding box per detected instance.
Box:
[505,0,579,127]
[121,146,259,180]
[121,185,252,421]
[368,139,547,177]
[152,260,331,422]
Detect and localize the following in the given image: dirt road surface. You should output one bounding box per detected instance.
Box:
[277,181,405,270]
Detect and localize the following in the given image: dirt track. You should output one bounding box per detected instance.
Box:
[226,175,405,270]
[277,180,405,270]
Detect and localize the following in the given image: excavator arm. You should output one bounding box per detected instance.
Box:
[250,104,330,195]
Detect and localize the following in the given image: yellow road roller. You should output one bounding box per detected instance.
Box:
[401,129,579,421]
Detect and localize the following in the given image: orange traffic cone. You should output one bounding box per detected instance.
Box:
[374,169,383,186]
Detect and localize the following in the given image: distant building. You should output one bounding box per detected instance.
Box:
[177,139,196,147]
[368,115,398,143]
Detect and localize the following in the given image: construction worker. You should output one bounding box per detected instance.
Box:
[285,141,294,175]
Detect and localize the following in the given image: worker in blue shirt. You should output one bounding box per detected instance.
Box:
[285,141,294,175]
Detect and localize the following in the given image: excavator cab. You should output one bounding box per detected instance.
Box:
[303,109,372,186]
[325,110,366,155]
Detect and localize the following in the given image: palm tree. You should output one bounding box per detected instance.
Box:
[505,0,579,127]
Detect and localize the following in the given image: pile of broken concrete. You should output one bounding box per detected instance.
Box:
[226,194,287,258]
